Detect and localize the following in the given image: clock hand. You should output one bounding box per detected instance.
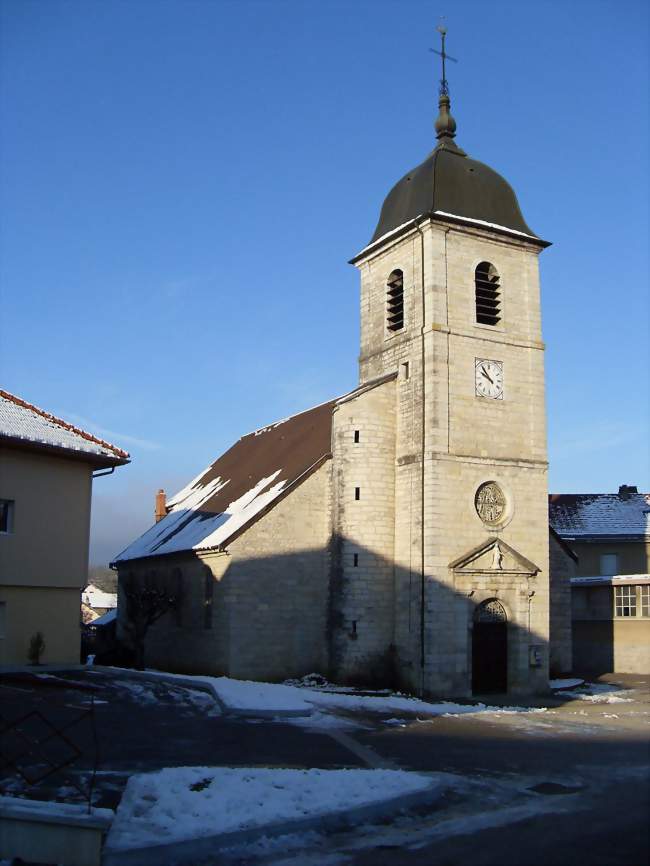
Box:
[480,366,494,385]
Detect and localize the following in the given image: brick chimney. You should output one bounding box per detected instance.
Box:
[155,489,167,522]
[618,484,638,500]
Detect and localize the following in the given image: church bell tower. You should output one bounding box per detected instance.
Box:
[349,29,551,696]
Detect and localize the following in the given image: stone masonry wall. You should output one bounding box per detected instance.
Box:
[330,380,397,683]
[117,551,231,675]
[118,463,331,680]
[225,462,332,681]
[354,217,550,697]
[549,533,575,674]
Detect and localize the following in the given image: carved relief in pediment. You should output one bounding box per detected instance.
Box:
[449,538,539,577]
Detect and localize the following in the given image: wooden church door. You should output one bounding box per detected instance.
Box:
[472,599,508,694]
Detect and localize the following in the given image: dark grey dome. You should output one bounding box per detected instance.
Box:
[371,144,538,243]
[370,94,540,245]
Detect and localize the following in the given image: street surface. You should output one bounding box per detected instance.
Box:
[0,670,648,865]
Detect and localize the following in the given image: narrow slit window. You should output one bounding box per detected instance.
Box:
[475,262,501,326]
[354,430,360,443]
[355,487,360,500]
[387,269,404,332]
[204,568,214,629]
[353,553,359,567]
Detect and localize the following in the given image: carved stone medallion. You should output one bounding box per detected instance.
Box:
[475,482,506,525]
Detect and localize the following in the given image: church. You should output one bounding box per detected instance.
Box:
[114,50,562,697]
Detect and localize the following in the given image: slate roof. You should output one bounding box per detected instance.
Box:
[113,398,337,564]
[0,389,129,467]
[549,493,650,541]
[113,374,397,565]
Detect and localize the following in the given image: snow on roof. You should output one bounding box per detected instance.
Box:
[571,574,650,586]
[113,375,398,565]
[433,211,543,242]
[0,390,129,464]
[82,584,118,609]
[113,399,337,563]
[549,493,650,540]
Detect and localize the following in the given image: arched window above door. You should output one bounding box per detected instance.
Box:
[474,598,507,623]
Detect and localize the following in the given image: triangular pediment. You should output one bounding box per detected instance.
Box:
[450,538,540,576]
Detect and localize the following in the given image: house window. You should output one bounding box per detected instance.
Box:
[386,270,404,332]
[614,585,636,617]
[0,500,14,533]
[600,553,619,575]
[640,586,650,617]
[204,569,213,629]
[475,262,501,326]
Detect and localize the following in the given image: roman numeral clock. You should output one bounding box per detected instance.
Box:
[475,358,503,399]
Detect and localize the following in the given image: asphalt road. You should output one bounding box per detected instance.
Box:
[1,670,648,865]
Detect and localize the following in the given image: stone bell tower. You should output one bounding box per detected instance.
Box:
[349,30,551,697]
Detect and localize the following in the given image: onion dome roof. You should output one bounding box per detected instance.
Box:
[370,93,542,245]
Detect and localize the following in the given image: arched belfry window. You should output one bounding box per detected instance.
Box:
[386,270,404,332]
[475,262,501,326]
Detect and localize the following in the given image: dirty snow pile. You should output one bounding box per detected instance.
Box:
[136,671,548,719]
[106,767,435,850]
[211,675,545,718]
[558,682,633,704]
[302,688,544,717]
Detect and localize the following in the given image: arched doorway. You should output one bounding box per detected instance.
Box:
[472,599,508,694]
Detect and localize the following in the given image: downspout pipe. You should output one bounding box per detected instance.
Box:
[415,220,426,697]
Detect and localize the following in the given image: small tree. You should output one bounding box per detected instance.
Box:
[120,571,182,670]
[28,631,46,665]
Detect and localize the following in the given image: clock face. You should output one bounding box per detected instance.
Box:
[475,358,503,399]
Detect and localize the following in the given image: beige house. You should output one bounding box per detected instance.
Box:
[0,390,128,666]
[549,486,650,674]
[114,79,564,698]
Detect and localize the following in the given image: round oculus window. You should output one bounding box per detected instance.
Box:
[475,482,506,525]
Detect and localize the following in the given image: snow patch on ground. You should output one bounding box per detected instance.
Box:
[559,682,633,704]
[550,678,584,690]
[214,677,312,714]
[569,692,633,704]
[306,690,545,718]
[115,671,547,720]
[106,767,435,850]
[287,710,369,731]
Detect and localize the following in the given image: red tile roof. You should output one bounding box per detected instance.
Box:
[0,389,130,464]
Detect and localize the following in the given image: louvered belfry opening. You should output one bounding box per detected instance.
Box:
[387,269,404,332]
[475,262,501,326]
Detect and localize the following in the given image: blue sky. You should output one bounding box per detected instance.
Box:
[1,0,648,565]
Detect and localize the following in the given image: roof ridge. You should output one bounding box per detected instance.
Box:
[0,389,130,459]
[243,395,339,439]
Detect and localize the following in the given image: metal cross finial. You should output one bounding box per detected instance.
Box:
[430,21,458,96]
